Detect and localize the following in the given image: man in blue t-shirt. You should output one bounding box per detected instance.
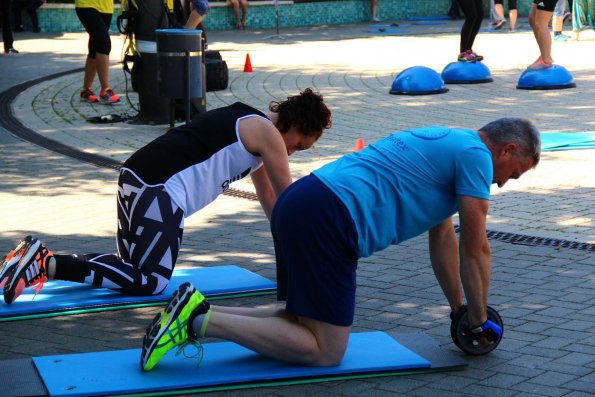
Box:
[140,117,541,371]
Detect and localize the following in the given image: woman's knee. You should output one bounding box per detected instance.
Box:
[92,36,111,55]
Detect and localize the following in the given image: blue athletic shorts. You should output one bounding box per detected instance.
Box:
[271,174,359,327]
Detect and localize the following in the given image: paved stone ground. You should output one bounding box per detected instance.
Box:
[0,19,594,397]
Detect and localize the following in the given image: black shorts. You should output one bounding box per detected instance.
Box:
[76,7,112,56]
[533,0,557,12]
[494,0,517,9]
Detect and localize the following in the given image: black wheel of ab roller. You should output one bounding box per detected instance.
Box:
[450,305,503,356]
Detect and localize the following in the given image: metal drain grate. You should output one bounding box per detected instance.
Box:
[454,225,594,253]
[221,187,258,201]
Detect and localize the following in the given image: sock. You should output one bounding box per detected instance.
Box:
[190,309,212,339]
[52,254,96,282]
[47,256,56,279]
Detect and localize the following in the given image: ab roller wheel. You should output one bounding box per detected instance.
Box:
[450,305,503,356]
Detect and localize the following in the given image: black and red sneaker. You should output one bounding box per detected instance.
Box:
[80,88,99,103]
[3,237,53,304]
[99,88,121,104]
[0,236,34,289]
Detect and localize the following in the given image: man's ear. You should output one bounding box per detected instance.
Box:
[500,143,517,157]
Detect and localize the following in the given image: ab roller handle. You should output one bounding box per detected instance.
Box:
[450,305,504,356]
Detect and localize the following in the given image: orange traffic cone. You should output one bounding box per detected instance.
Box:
[243,53,253,73]
[354,137,364,151]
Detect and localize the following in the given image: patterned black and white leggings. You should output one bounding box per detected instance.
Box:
[53,169,185,295]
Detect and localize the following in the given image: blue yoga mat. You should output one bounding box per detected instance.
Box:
[0,265,276,320]
[541,132,595,151]
[33,331,431,397]
[407,16,450,21]
[480,26,532,33]
[412,21,447,26]
[365,28,410,34]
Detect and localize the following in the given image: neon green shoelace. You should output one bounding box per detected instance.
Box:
[175,339,204,368]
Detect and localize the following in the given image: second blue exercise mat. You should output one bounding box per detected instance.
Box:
[541,132,595,151]
[33,331,431,397]
[0,265,276,321]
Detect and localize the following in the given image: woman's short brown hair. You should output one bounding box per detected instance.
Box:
[269,88,332,139]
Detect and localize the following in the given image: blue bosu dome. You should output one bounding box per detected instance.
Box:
[389,66,449,95]
[441,61,493,84]
[517,65,576,90]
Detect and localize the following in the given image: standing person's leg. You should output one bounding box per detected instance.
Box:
[553,0,569,40]
[2,0,17,53]
[448,0,463,19]
[76,7,99,101]
[77,7,119,102]
[508,0,518,31]
[528,1,555,69]
[12,0,24,31]
[82,55,98,92]
[468,0,484,45]
[371,0,378,22]
[494,0,504,19]
[239,0,248,28]
[227,0,241,28]
[493,0,507,28]
[92,11,120,102]
[95,52,111,91]
[26,0,41,31]
[457,0,476,53]
[456,0,484,61]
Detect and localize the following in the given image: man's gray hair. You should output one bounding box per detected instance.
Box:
[479,118,541,167]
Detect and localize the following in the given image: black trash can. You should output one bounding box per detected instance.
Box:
[134,41,171,125]
[156,29,205,125]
